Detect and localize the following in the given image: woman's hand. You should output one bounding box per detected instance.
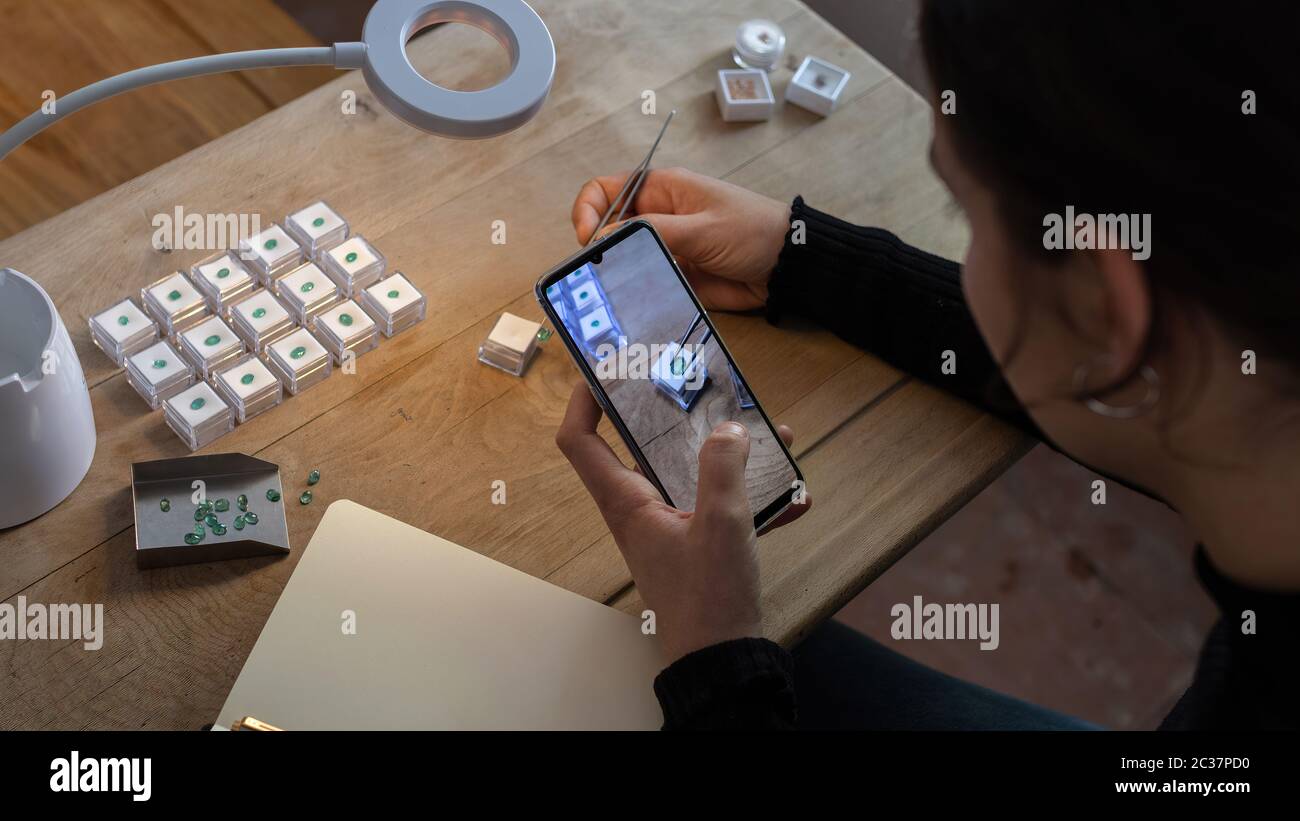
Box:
[555,384,810,663]
[571,167,790,311]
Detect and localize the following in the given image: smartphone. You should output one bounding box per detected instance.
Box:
[535,219,803,530]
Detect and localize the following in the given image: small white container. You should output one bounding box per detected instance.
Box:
[478,312,541,377]
[275,261,341,325]
[785,56,851,117]
[164,381,234,450]
[191,251,257,316]
[141,272,209,336]
[732,19,785,71]
[212,353,283,423]
[265,326,332,395]
[359,272,426,338]
[313,299,379,364]
[229,289,297,353]
[239,223,305,285]
[715,69,775,122]
[321,235,386,297]
[124,339,194,409]
[89,297,158,366]
[285,200,349,256]
[177,315,246,380]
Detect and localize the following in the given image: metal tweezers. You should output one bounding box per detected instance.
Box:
[586,109,676,246]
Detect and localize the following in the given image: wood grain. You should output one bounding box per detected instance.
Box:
[0,0,1031,729]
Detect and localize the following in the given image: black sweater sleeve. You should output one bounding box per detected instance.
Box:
[653,638,797,730]
[766,197,1039,436]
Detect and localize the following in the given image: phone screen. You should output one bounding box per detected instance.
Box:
[538,221,801,526]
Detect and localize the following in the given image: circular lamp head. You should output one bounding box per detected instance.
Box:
[361,0,556,139]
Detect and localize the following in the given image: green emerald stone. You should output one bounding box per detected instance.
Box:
[194,508,205,522]
[307,469,320,486]
[300,281,315,293]
[159,498,170,512]
[299,490,313,505]
[168,289,182,301]
[234,515,245,530]
[339,313,353,327]
[312,217,325,227]
[579,290,589,299]
[240,373,254,385]
[214,498,229,512]
[591,319,601,328]
[290,346,307,360]
[217,267,230,279]
[244,511,259,525]
[193,522,205,536]
[199,500,213,514]
[536,328,552,341]
[204,334,221,346]
[117,315,130,326]
[152,358,167,369]
[671,356,686,375]
[252,307,267,319]
[264,238,278,250]
[387,289,399,299]
[212,523,227,536]
[205,513,219,527]
[237,494,248,511]
[184,532,203,545]
[345,252,358,263]
[190,397,206,411]
[265,489,281,502]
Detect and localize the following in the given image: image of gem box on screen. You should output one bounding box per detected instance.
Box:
[544,229,796,514]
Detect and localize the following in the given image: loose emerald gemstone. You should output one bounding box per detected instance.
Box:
[237,493,248,511]
[590,319,601,328]
[536,328,552,341]
[199,500,213,514]
[299,490,313,505]
[152,358,167,369]
[300,281,315,293]
[307,469,320,485]
[194,508,205,522]
[184,532,203,545]
[244,511,259,525]
[212,523,228,536]
[290,346,307,360]
[204,334,221,346]
[234,515,245,530]
[265,489,281,502]
[252,307,267,319]
[117,315,130,326]
[217,267,230,279]
[159,498,170,512]
[339,313,353,327]
[312,217,325,227]
[579,290,589,299]
[205,513,219,527]
[193,522,205,536]
[240,373,254,385]
[168,289,182,301]
[214,498,229,512]
[345,251,358,263]
[671,356,686,375]
[190,397,206,411]
[387,289,399,299]
[264,238,278,250]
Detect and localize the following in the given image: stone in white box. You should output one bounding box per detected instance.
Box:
[285,200,349,255]
[785,56,850,117]
[124,339,193,409]
[177,315,245,379]
[579,305,613,345]
[212,353,283,423]
[239,223,304,285]
[715,69,775,122]
[313,299,378,363]
[229,289,296,353]
[359,272,426,338]
[163,382,233,451]
[570,280,603,313]
[477,312,541,377]
[321,235,386,296]
[89,297,157,365]
[275,261,340,325]
[141,272,208,335]
[191,252,256,315]
[265,326,332,395]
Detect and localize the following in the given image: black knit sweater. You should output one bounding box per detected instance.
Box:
[651,197,1298,731]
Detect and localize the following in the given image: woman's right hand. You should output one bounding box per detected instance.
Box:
[571,167,790,311]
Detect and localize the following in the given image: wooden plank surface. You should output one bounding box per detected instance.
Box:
[0,0,1031,729]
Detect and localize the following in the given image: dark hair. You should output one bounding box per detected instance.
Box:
[919,1,1300,378]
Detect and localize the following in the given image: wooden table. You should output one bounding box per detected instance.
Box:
[0,0,1030,729]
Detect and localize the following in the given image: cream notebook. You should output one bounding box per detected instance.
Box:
[217,500,665,730]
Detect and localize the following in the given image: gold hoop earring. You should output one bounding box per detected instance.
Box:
[1072,356,1159,419]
